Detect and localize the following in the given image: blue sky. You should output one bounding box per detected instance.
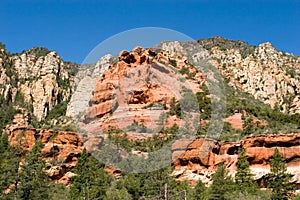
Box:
[0,0,299,63]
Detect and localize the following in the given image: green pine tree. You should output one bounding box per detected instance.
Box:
[139,167,174,198]
[208,163,235,200]
[121,173,141,199]
[68,149,113,200]
[268,148,295,200]
[0,132,20,199]
[235,147,257,193]
[104,182,133,200]
[17,140,50,200]
[194,180,207,200]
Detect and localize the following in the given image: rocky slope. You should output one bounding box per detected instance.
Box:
[172,134,300,188]
[198,36,300,114]
[0,46,74,121]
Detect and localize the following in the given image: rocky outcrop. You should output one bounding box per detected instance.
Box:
[172,133,300,186]
[66,54,114,118]
[6,113,83,186]
[82,47,203,132]
[198,37,300,114]
[0,47,73,121]
[156,38,300,114]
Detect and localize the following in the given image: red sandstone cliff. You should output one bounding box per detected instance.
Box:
[172,134,300,188]
[6,113,83,186]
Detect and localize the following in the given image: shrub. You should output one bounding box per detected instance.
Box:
[46,101,68,121]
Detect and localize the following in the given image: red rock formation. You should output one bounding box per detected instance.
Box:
[83,47,205,133]
[172,133,300,186]
[223,112,268,130]
[6,113,83,186]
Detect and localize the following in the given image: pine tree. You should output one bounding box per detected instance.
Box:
[194,180,207,200]
[0,132,20,199]
[235,147,257,193]
[68,149,113,200]
[139,167,173,198]
[208,163,235,200]
[104,182,133,200]
[241,113,254,135]
[17,140,50,200]
[268,148,295,200]
[121,173,141,199]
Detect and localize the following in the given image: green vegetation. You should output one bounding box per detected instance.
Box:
[268,148,295,200]
[0,132,20,198]
[208,163,235,199]
[45,101,68,121]
[235,147,257,194]
[168,97,182,118]
[241,112,255,136]
[196,90,212,119]
[68,149,113,200]
[198,36,256,59]
[224,81,300,136]
[17,141,50,199]
[106,123,178,152]
[20,47,51,58]
[286,67,297,78]
[0,134,68,200]
[123,120,153,133]
[0,42,6,50]
[0,95,18,130]
[168,58,177,67]
[167,85,211,119]
[63,62,79,77]
[143,102,167,110]
[178,67,196,79]
[1,135,298,200]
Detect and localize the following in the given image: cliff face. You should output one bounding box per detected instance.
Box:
[198,37,300,114]
[82,46,204,132]
[66,54,114,118]
[0,47,73,121]
[172,134,300,186]
[6,113,83,186]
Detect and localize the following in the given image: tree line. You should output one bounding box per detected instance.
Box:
[0,132,299,199]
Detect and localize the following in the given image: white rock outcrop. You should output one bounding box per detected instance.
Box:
[66,54,113,118]
[0,48,72,121]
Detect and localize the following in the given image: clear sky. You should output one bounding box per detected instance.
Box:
[1,0,299,63]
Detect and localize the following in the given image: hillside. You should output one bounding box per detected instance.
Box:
[0,38,300,199]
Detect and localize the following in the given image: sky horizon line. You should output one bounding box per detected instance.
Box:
[1,1,299,63]
[2,34,298,65]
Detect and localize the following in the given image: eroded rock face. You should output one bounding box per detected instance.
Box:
[6,113,83,186]
[172,133,300,186]
[0,48,72,121]
[203,38,300,114]
[66,54,114,118]
[157,39,300,114]
[82,47,204,132]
